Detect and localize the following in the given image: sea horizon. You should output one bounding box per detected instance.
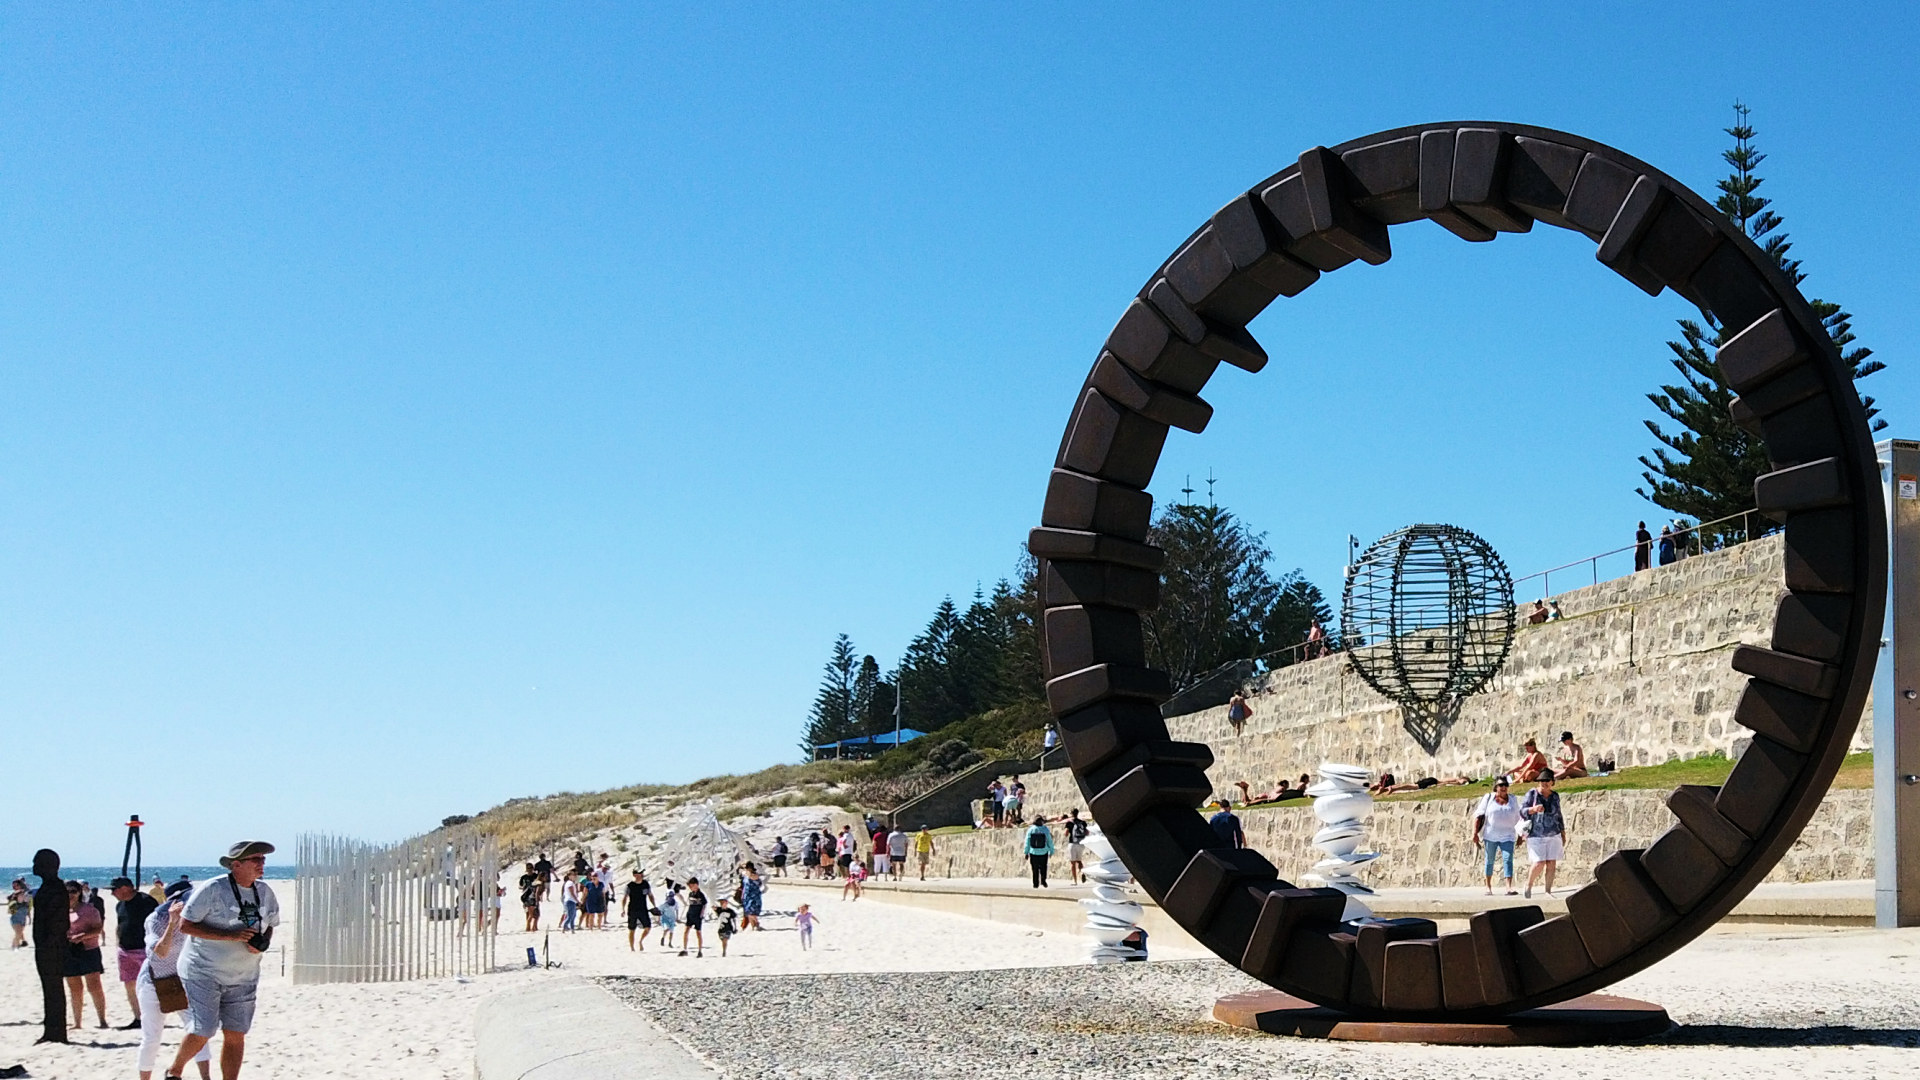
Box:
[2,864,297,887]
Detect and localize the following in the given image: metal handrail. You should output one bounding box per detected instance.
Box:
[1166,507,1768,696]
[1509,507,1765,598]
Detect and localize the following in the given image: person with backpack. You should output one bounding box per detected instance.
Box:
[1022,817,1055,889]
[1062,810,1091,884]
[1472,778,1522,896]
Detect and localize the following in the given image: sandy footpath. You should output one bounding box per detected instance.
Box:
[0,876,1198,1079]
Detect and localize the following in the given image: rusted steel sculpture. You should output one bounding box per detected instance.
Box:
[1032,123,1885,1019]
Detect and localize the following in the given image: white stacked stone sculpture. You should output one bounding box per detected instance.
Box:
[1078,825,1146,963]
[1303,762,1379,921]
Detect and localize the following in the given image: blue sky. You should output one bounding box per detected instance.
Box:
[4,4,1915,863]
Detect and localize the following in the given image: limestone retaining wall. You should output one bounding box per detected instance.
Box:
[926,786,1871,889]
[1015,533,1868,812]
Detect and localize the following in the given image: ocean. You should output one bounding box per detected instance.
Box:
[1,865,297,888]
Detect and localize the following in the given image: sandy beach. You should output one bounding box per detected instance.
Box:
[0,877,1204,1079]
[6,877,1919,1079]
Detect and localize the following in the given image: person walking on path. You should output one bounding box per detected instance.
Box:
[559,873,580,932]
[1063,810,1091,884]
[738,863,764,931]
[170,840,281,1080]
[137,881,212,1080]
[986,779,1006,827]
[820,830,839,880]
[770,837,789,878]
[65,880,110,1029]
[1473,779,1522,896]
[841,861,866,901]
[1634,521,1652,571]
[680,878,707,957]
[1521,771,1568,899]
[794,904,818,950]
[623,870,653,952]
[31,849,69,1044]
[913,825,937,881]
[834,827,856,879]
[870,826,890,880]
[886,827,909,882]
[113,875,160,1029]
[1022,818,1055,888]
[802,832,821,879]
[1657,525,1677,566]
[1208,799,1245,849]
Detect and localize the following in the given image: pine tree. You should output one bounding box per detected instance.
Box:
[1142,500,1281,691]
[800,634,861,757]
[1639,104,1883,537]
[851,654,881,736]
[1259,572,1334,665]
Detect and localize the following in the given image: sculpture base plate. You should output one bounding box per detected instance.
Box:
[1214,991,1671,1046]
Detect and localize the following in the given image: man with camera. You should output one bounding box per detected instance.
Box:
[167,841,279,1080]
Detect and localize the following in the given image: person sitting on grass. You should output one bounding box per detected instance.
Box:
[1506,739,1550,785]
[1553,731,1589,780]
[1234,778,1299,805]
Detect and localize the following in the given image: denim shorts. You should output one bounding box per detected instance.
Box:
[1483,839,1516,879]
[184,976,259,1036]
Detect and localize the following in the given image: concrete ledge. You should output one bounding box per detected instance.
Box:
[474,976,716,1079]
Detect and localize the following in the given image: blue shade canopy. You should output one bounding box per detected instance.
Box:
[813,729,929,750]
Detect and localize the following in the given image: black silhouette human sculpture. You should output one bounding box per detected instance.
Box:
[32,848,68,1043]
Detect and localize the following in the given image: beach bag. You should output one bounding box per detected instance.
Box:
[153,973,190,1013]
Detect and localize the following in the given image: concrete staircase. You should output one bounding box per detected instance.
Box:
[886,757,1037,830]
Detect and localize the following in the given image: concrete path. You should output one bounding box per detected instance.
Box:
[474,976,717,1080]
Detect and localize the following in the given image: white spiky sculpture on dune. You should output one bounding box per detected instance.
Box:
[1303,762,1379,921]
[1078,825,1146,963]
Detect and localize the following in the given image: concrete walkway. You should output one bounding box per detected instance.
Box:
[474,976,718,1080]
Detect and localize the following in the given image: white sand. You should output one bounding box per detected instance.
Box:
[8,878,1916,1079]
[0,877,1193,1079]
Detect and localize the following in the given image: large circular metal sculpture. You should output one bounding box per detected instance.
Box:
[1032,123,1885,1018]
[1342,523,1517,710]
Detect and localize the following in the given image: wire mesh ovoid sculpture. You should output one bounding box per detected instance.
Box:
[1032,122,1885,1023]
[1342,523,1516,710]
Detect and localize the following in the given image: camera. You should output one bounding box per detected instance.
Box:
[248,927,273,952]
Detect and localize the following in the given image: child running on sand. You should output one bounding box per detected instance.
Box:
[795,904,818,950]
[714,899,737,957]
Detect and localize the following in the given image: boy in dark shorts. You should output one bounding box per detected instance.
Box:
[713,899,737,957]
[623,870,653,952]
[680,878,707,958]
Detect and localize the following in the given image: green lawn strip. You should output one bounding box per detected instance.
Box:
[1230,750,1872,811]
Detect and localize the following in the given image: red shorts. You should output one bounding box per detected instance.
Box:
[118,948,146,982]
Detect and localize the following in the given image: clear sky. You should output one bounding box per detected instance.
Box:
[4,4,1915,864]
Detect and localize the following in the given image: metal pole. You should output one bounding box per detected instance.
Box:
[1875,438,1920,927]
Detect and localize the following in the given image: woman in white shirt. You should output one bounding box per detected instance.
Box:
[1473,778,1523,896]
[136,883,211,1080]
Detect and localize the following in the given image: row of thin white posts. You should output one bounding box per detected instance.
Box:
[292,832,501,984]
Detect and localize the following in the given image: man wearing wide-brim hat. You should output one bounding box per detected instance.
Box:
[168,841,280,1080]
